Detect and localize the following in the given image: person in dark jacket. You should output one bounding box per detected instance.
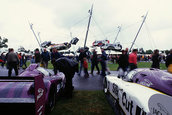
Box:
[50,48,61,65]
[53,57,78,98]
[90,49,100,75]
[166,49,172,73]
[78,49,87,76]
[41,48,50,68]
[100,48,107,76]
[117,50,129,78]
[5,48,11,69]
[34,48,41,64]
[166,49,172,67]
[21,54,27,69]
[7,48,19,77]
[151,49,161,69]
[51,48,61,73]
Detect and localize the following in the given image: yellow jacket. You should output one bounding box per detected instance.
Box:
[168,64,172,73]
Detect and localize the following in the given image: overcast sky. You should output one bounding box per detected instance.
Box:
[0,0,172,52]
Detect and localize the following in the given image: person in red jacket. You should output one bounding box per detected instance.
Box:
[0,59,4,63]
[18,53,22,68]
[128,49,138,71]
[83,57,89,78]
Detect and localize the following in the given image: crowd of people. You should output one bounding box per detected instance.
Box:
[0,47,171,98]
[80,48,172,78]
[0,47,172,77]
[77,48,111,78]
[117,48,172,77]
[0,48,62,76]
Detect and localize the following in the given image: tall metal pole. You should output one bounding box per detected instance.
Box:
[37,32,43,52]
[113,26,121,44]
[37,32,42,45]
[29,22,42,52]
[129,12,148,52]
[84,4,93,48]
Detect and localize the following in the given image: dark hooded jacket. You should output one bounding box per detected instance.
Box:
[151,54,161,69]
[53,57,79,97]
[166,53,172,67]
[54,57,78,76]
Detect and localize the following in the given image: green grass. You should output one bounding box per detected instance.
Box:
[137,62,167,70]
[87,61,166,71]
[49,91,114,115]
[27,61,167,70]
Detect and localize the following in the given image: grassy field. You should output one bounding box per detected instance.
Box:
[48,91,114,115]
[27,61,167,71]
[136,61,166,70]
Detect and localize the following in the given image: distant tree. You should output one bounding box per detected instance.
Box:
[0,36,8,48]
[145,49,153,54]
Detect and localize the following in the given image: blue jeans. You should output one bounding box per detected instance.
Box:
[100,60,106,76]
[78,61,83,75]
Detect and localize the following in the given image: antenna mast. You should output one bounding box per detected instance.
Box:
[84,4,93,48]
[113,26,121,44]
[129,12,148,52]
[37,32,42,45]
[29,22,42,52]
